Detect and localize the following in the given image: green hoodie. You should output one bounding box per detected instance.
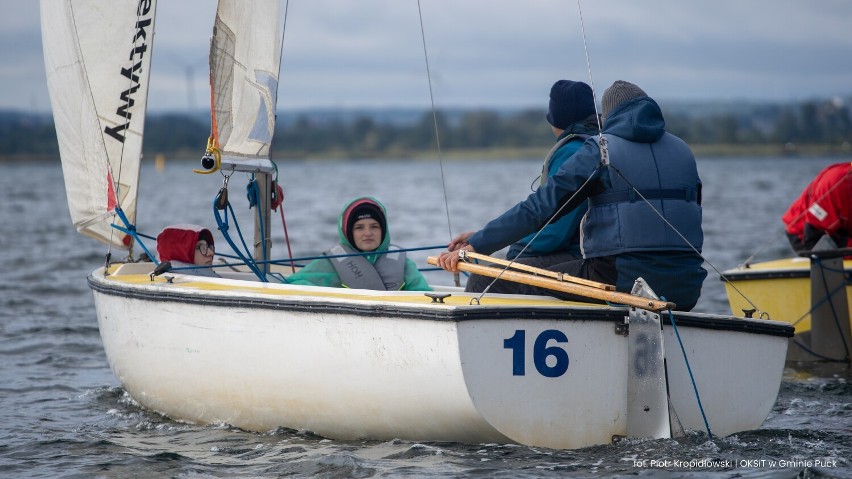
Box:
[286,197,431,291]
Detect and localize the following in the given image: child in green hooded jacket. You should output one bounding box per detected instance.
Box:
[286,197,431,291]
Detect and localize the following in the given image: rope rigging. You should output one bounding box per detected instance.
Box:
[416,0,459,287]
[213,177,268,282]
[788,256,851,362]
[666,308,713,439]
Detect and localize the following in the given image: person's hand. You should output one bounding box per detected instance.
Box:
[436,243,475,273]
[447,231,475,252]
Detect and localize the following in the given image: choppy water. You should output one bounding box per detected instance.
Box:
[1,156,850,478]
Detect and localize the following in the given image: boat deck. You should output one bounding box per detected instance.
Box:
[104,261,581,308]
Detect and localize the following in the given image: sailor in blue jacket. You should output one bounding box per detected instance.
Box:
[505,79,599,264]
[438,81,707,311]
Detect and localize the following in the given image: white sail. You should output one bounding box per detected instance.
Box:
[210,0,282,170]
[40,0,156,249]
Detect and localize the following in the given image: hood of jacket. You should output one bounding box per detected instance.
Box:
[602,96,666,143]
[156,224,214,264]
[337,197,391,263]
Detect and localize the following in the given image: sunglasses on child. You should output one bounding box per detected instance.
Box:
[196,242,215,255]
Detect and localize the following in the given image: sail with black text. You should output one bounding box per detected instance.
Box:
[40,0,156,249]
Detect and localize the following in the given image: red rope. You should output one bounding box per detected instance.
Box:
[272,183,296,273]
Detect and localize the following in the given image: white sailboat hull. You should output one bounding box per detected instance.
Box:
[90,265,791,449]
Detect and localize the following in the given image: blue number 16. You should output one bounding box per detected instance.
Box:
[503,329,569,377]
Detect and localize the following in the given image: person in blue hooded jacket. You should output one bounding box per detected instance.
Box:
[438,80,706,311]
[287,197,431,291]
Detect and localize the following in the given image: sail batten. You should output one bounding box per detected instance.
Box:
[41,0,157,250]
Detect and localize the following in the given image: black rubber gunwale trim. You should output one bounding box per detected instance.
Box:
[88,275,794,338]
[720,269,810,282]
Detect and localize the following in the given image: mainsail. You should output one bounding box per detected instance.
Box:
[41,0,156,249]
[209,0,282,170]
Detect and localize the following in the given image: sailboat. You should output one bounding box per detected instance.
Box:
[41,0,794,450]
[722,240,851,362]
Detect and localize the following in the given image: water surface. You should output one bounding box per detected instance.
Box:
[0,156,849,478]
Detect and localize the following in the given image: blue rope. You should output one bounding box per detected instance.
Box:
[264,244,449,265]
[267,272,288,283]
[666,307,713,440]
[227,201,256,264]
[111,206,159,265]
[246,178,269,266]
[216,244,452,281]
[134,231,158,241]
[226,199,267,281]
[213,197,267,282]
[164,262,287,284]
[167,264,218,273]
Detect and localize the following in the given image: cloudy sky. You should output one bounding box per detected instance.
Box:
[5,0,852,114]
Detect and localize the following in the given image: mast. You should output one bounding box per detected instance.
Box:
[254,173,272,274]
[207,0,283,275]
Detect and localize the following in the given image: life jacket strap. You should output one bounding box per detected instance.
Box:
[589,187,697,207]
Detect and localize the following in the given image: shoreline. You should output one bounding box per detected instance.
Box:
[2,143,850,163]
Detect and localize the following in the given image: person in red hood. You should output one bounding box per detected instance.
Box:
[156,224,220,277]
[782,162,852,254]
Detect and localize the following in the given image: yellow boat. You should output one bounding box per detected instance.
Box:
[722,255,852,361]
[723,257,851,330]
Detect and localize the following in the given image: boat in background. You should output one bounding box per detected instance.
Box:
[41,0,793,449]
[722,239,851,362]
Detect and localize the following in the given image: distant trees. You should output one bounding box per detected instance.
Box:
[0,113,58,157]
[1,97,850,160]
[270,99,851,157]
[664,99,852,148]
[142,114,208,156]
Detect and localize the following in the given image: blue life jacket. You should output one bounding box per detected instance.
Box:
[581,132,703,258]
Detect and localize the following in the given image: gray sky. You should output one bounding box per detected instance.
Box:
[5,0,852,113]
